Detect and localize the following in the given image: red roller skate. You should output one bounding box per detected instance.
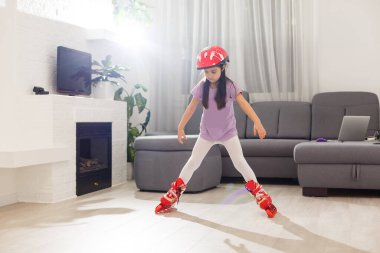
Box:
[245,180,277,218]
[155,178,187,214]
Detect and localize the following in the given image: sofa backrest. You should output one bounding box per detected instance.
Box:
[185,97,202,134]
[311,92,380,139]
[185,91,249,138]
[246,101,311,139]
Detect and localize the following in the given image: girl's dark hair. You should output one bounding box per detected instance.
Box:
[202,67,227,110]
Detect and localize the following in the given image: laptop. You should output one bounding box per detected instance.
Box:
[338,116,370,142]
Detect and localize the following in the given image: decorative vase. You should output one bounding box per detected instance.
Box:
[92,81,117,100]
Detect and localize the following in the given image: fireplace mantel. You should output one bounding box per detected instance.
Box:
[0,146,69,168]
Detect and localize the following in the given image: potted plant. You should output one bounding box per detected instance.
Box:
[92,55,151,162]
[114,84,150,162]
[91,55,129,99]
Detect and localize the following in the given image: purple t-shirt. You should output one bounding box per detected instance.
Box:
[191,79,243,141]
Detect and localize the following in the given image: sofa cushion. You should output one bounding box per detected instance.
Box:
[346,104,379,134]
[247,103,279,138]
[311,92,379,139]
[246,102,311,139]
[311,105,344,139]
[278,104,312,138]
[185,103,203,135]
[220,139,309,157]
[294,141,380,164]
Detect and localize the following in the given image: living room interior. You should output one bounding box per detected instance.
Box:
[1,0,380,252]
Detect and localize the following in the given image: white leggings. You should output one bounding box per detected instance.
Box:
[179,136,257,184]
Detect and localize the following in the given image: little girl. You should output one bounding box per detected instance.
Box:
[155,46,277,218]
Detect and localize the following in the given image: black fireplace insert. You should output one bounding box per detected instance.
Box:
[76,122,112,196]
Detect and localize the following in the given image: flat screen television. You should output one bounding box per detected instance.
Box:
[57,46,91,95]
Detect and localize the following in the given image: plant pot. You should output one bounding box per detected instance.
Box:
[92,81,117,100]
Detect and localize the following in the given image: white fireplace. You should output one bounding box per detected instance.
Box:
[0,95,127,206]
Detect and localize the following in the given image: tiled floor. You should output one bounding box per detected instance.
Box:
[0,180,379,253]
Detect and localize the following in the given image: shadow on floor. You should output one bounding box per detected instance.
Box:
[0,198,135,229]
[162,211,369,253]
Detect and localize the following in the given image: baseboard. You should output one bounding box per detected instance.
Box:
[0,193,18,207]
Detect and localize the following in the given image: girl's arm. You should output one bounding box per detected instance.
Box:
[236,94,267,139]
[177,97,200,144]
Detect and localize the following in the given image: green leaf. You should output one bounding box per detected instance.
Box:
[101,56,111,68]
[142,110,151,126]
[134,83,141,89]
[114,87,124,100]
[105,55,113,66]
[91,69,102,75]
[127,146,135,162]
[125,96,135,119]
[127,133,135,145]
[134,93,147,113]
[129,126,140,137]
[119,76,127,84]
[109,70,123,78]
[92,60,102,67]
[110,80,120,86]
[91,76,103,85]
[115,65,130,71]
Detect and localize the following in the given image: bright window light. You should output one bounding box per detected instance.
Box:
[16,0,113,29]
[112,19,149,48]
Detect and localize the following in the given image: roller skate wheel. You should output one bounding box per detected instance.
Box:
[155,204,174,214]
[265,204,277,218]
[155,204,165,214]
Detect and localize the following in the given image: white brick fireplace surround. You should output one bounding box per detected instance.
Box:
[0,95,127,207]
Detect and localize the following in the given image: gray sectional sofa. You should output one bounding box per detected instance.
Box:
[134,91,380,196]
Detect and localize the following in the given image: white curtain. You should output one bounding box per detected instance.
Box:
[144,0,319,132]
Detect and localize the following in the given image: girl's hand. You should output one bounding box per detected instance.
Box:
[178,128,187,144]
[253,123,267,139]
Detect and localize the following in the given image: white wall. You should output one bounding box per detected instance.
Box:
[0,1,130,205]
[0,0,16,149]
[0,0,17,205]
[317,0,380,98]
[1,1,139,149]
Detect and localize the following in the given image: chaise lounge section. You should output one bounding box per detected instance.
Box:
[294,92,380,196]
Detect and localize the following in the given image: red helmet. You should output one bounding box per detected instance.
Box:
[196,46,229,70]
